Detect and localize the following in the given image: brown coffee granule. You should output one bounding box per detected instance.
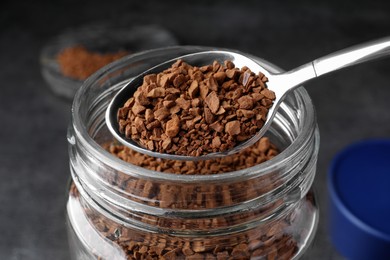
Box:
[117,59,275,156]
[68,135,308,259]
[71,182,303,260]
[57,45,128,80]
[107,136,278,175]
[103,136,281,213]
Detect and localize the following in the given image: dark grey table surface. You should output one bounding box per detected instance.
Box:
[1,0,389,259]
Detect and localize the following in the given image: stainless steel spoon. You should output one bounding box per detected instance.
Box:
[106,37,390,161]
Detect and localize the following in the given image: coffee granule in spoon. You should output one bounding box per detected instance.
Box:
[117,59,275,156]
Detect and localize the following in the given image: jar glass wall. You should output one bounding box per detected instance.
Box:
[67,46,320,259]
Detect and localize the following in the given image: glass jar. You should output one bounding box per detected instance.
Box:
[66,46,320,260]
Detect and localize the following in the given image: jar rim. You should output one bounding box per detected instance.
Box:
[71,45,317,183]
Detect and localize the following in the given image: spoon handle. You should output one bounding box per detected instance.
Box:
[312,36,390,77]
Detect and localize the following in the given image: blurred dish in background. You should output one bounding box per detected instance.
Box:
[40,23,178,100]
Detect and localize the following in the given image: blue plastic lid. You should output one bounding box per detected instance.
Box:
[328,139,390,260]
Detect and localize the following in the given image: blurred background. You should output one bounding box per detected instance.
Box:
[1,0,389,259]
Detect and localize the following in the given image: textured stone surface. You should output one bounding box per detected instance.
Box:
[1,0,390,259]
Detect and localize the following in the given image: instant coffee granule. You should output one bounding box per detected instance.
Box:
[57,45,128,80]
[107,136,278,175]
[117,59,276,156]
[69,136,305,259]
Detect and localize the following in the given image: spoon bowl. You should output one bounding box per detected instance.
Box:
[106,37,390,161]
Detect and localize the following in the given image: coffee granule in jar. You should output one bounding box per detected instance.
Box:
[107,136,278,175]
[57,45,128,80]
[69,136,303,259]
[117,59,276,156]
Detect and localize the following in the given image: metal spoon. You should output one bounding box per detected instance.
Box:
[106,37,390,161]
